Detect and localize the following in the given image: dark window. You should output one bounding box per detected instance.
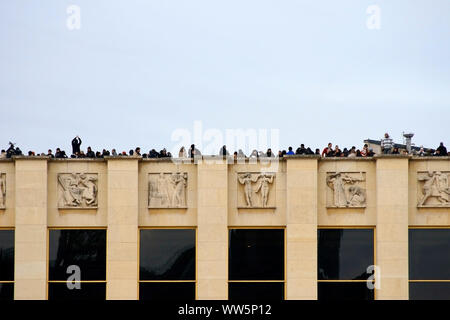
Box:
[317,228,375,301]
[48,283,106,301]
[49,229,106,281]
[48,229,106,301]
[228,282,284,301]
[0,283,14,301]
[0,230,14,281]
[409,282,450,300]
[139,282,195,301]
[140,229,195,280]
[409,229,450,300]
[0,230,14,301]
[229,229,284,281]
[228,229,285,300]
[318,229,374,280]
[139,229,196,301]
[409,229,450,280]
[318,282,375,300]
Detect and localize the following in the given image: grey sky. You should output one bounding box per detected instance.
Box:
[1,0,449,155]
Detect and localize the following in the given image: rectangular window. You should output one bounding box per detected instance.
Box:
[228,228,285,300]
[139,228,196,300]
[0,229,14,301]
[318,228,375,300]
[409,228,450,300]
[48,229,106,300]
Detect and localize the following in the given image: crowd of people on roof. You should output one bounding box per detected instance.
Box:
[1,133,448,160]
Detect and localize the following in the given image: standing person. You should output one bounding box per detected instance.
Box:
[286,147,294,155]
[179,147,187,158]
[436,142,447,157]
[322,143,333,157]
[360,144,369,157]
[219,145,229,157]
[86,147,95,158]
[296,144,307,155]
[189,144,201,158]
[418,146,425,156]
[333,145,341,157]
[71,136,82,155]
[135,147,141,156]
[6,142,16,158]
[381,133,394,154]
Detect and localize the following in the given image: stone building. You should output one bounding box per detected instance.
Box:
[0,154,449,300]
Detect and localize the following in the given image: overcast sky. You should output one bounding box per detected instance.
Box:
[1,0,449,155]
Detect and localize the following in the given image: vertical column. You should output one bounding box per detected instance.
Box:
[196,158,228,300]
[106,159,139,300]
[14,158,48,300]
[286,158,318,300]
[375,157,409,299]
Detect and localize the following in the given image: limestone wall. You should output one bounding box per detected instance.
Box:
[0,155,448,300]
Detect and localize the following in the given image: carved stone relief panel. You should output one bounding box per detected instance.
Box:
[326,172,366,208]
[417,171,450,207]
[0,173,5,208]
[58,173,98,209]
[237,172,276,208]
[148,172,188,208]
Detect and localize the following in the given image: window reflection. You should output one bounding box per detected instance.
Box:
[0,230,14,281]
[409,229,450,300]
[229,229,284,281]
[318,229,374,280]
[139,229,196,300]
[49,229,106,281]
[140,229,195,280]
[409,229,450,280]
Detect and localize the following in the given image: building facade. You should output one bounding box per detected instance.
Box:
[0,155,449,300]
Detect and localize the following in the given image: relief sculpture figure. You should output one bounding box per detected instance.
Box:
[238,173,258,207]
[418,171,450,206]
[0,174,5,207]
[171,172,187,207]
[255,173,274,208]
[326,172,366,208]
[58,173,98,208]
[79,174,98,206]
[148,172,188,208]
[157,173,170,207]
[347,185,366,207]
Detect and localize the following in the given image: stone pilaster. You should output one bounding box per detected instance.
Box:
[14,158,48,300]
[196,157,228,300]
[286,157,318,299]
[106,158,139,300]
[375,156,409,299]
